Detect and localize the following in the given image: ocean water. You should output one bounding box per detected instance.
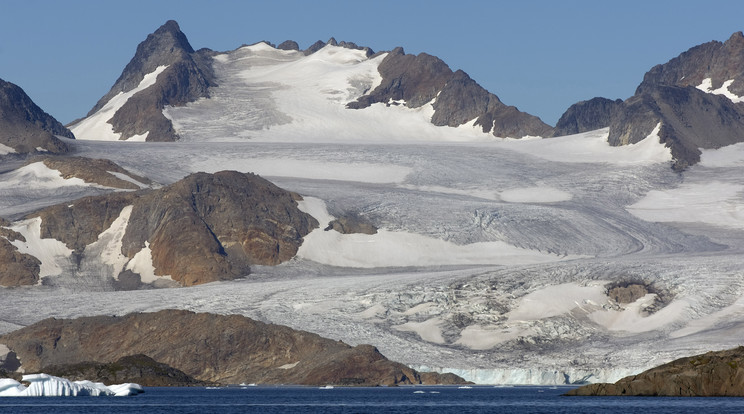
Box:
[1,385,743,413]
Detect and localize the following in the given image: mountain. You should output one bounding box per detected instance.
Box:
[566,347,744,397]
[0,78,73,154]
[554,31,744,170]
[69,20,215,142]
[0,170,317,288]
[70,21,551,143]
[0,309,467,386]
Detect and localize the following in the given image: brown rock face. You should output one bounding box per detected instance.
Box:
[566,347,744,397]
[121,171,318,285]
[0,218,40,286]
[19,171,316,287]
[42,354,210,387]
[0,310,468,386]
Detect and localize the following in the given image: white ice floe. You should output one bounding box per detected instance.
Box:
[6,217,72,278]
[297,197,578,268]
[696,78,744,103]
[0,374,143,397]
[71,65,168,141]
[627,181,744,229]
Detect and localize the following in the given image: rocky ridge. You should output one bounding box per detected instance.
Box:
[0,310,467,386]
[554,31,744,170]
[0,78,73,154]
[566,347,744,396]
[348,47,553,138]
[35,156,154,190]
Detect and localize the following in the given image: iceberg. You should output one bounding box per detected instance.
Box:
[0,374,143,397]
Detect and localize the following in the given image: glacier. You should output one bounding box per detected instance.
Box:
[2,42,744,385]
[0,374,143,397]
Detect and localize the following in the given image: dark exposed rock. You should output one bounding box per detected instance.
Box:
[43,354,211,387]
[607,84,744,170]
[0,78,73,154]
[636,31,744,97]
[324,215,378,235]
[23,171,317,287]
[33,156,153,190]
[348,48,552,138]
[277,40,300,51]
[555,31,744,169]
[552,97,623,136]
[566,347,744,396]
[0,219,41,287]
[78,20,215,142]
[0,310,469,386]
[303,40,327,55]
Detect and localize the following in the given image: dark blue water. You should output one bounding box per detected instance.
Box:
[1,385,743,413]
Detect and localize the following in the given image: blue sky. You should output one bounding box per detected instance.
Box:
[2,0,744,126]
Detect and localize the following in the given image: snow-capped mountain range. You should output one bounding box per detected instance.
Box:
[2,20,744,385]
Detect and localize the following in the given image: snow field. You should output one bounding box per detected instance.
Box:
[696,78,744,103]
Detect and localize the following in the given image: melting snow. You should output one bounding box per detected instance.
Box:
[0,143,16,155]
[7,217,72,278]
[71,65,168,141]
[696,78,744,103]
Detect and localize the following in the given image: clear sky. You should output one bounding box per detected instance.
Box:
[2,0,744,126]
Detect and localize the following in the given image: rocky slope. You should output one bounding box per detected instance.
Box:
[70,20,215,142]
[0,309,467,386]
[566,347,744,396]
[42,354,210,387]
[34,156,154,190]
[0,78,73,154]
[554,31,744,170]
[0,170,317,287]
[348,47,553,138]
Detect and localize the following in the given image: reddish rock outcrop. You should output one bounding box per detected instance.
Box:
[0,310,468,386]
[566,347,744,396]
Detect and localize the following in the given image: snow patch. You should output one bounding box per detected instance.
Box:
[0,143,16,155]
[0,162,95,190]
[126,241,173,284]
[696,78,744,103]
[279,361,299,369]
[86,205,132,278]
[507,282,608,322]
[71,65,168,141]
[0,374,143,397]
[393,318,445,344]
[503,126,671,164]
[627,181,744,229]
[7,217,72,278]
[297,197,579,268]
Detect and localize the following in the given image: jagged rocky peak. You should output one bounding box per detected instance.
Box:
[552,97,623,137]
[277,40,300,51]
[303,37,374,56]
[0,78,73,154]
[72,20,215,142]
[637,31,744,96]
[348,47,553,138]
[554,30,744,170]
